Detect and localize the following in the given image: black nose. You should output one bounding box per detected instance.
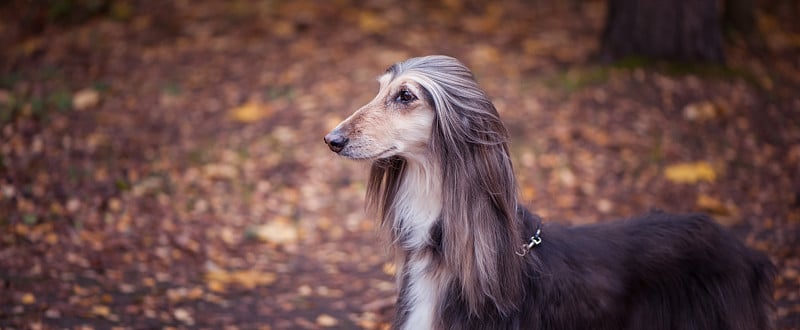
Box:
[324,132,348,153]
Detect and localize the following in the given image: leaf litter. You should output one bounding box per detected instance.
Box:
[1,0,798,329]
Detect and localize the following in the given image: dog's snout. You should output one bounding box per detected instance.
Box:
[324,132,349,153]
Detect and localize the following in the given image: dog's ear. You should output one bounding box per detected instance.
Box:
[375,55,526,315]
[430,88,525,317]
[366,156,406,230]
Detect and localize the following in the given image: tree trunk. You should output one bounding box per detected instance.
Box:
[600,0,725,63]
[723,0,756,36]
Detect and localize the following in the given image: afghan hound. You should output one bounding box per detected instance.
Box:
[324,55,774,330]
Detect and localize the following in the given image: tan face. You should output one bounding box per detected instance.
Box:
[324,73,435,160]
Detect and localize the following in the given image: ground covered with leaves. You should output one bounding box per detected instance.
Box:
[1,1,798,329]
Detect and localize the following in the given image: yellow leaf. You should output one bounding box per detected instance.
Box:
[682,101,718,122]
[230,270,277,289]
[381,262,396,276]
[173,308,194,325]
[21,293,35,305]
[442,0,463,10]
[696,194,722,212]
[92,305,111,317]
[207,280,226,293]
[250,219,299,244]
[14,223,29,235]
[229,101,273,123]
[72,88,100,110]
[187,287,204,300]
[696,194,737,217]
[316,314,339,327]
[271,20,295,38]
[469,44,501,64]
[203,163,239,180]
[358,11,389,34]
[205,269,276,291]
[521,186,536,201]
[73,285,89,296]
[142,277,156,287]
[664,162,716,184]
[596,199,613,214]
[44,233,58,245]
[205,270,231,282]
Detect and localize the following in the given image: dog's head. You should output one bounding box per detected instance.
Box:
[324,59,437,161]
[324,56,523,315]
[325,55,505,161]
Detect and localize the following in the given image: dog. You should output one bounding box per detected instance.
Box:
[324,55,774,329]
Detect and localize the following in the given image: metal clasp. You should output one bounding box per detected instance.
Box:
[515,228,542,257]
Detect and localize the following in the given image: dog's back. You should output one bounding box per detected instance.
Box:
[517,211,775,330]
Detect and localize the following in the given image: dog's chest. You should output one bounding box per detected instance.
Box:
[394,166,442,250]
[400,256,439,330]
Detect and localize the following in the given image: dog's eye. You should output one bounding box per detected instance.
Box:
[396,90,416,104]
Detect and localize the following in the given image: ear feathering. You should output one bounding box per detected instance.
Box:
[366,156,406,236]
[366,55,525,316]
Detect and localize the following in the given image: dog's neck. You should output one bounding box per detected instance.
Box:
[393,156,443,252]
[391,156,446,330]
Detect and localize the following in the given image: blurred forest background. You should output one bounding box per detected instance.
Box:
[1,0,798,328]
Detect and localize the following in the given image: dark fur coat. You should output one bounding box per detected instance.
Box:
[431,210,774,330]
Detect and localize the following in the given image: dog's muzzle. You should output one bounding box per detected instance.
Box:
[324,131,348,153]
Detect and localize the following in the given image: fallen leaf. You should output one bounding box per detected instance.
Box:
[316,314,339,327]
[20,37,42,56]
[142,277,156,287]
[220,226,239,245]
[66,198,81,212]
[131,177,164,197]
[358,11,389,34]
[362,297,395,313]
[298,284,313,296]
[557,167,576,188]
[44,233,58,245]
[696,194,735,216]
[173,308,194,325]
[521,186,536,201]
[205,269,277,290]
[21,293,35,305]
[230,270,278,289]
[203,163,239,180]
[596,199,613,213]
[119,283,135,293]
[92,305,111,317]
[682,101,719,122]
[206,280,226,293]
[664,162,716,184]
[248,218,299,244]
[72,88,100,110]
[382,262,396,276]
[44,308,60,318]
[1,184,15,198]
[469,44,501,64]
[271,20,296,38]
[229,101,273,123]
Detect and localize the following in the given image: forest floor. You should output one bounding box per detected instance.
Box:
[1,1,798,329]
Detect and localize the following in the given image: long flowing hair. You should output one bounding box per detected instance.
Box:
[366,55,525,316]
